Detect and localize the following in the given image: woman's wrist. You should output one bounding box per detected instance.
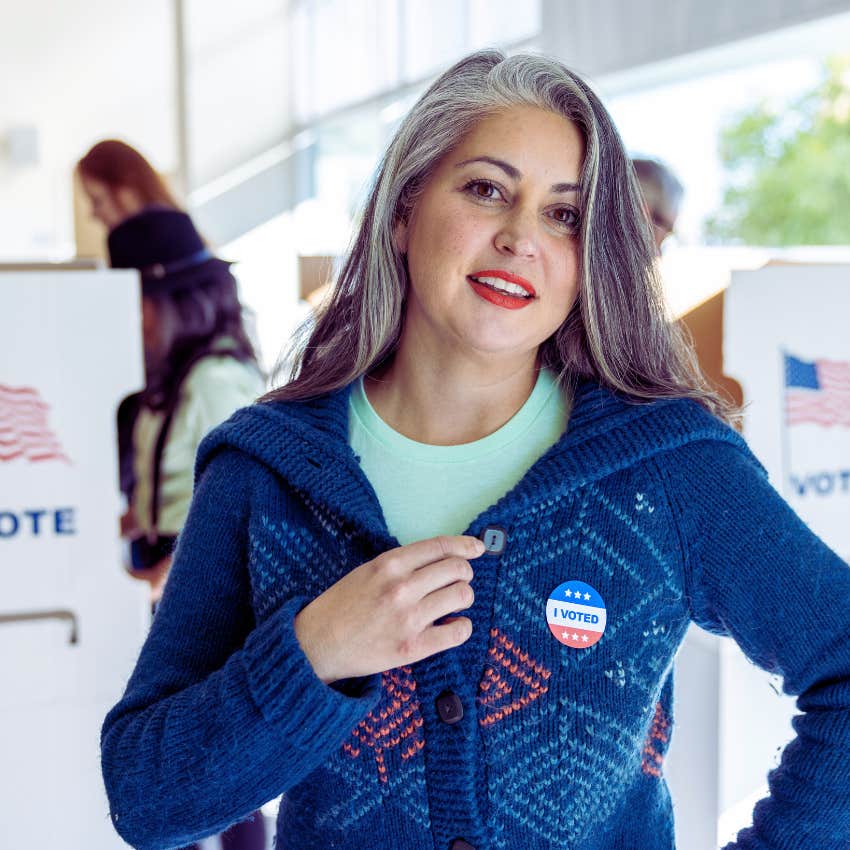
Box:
[293,602,336,685]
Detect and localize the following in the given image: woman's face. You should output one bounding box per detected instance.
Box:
[395,104,584,366]
[80,175,140,230]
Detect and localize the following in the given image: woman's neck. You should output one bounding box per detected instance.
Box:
[364,341,539,446]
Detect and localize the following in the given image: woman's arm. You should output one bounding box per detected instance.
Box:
[101,449,381,850]
[657,440,850,849]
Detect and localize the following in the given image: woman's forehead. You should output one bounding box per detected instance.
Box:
[446,106,584,179]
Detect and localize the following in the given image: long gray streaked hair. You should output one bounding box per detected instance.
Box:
[264,49,736,422]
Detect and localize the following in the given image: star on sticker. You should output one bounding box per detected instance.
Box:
[562,631,570,639]
[572,633,579,641]
[564,589,573,597]
[581,635,589,642]
[583,592,591,600]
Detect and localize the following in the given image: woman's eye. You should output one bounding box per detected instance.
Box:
[464,180,503,202]
[550,207,580,231]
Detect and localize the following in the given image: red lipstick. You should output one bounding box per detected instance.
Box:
[467,269,537,310]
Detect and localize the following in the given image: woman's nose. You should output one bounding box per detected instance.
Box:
[494,208,539,259]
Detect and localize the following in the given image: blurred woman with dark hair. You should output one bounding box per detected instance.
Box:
[108,206,266,850]
[107,207,263,604]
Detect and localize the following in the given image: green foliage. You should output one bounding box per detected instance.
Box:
[705,57,850,245]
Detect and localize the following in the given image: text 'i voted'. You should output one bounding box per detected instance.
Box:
[546,580,606,648]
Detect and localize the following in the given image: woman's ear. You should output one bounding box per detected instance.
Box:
[393,218,409,254]
[393,221,407,254]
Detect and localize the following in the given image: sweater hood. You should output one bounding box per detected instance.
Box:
[196,379,751,546]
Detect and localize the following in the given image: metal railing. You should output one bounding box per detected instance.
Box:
[0,609,79,644]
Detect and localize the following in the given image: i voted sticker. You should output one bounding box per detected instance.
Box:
[546,580,607,648]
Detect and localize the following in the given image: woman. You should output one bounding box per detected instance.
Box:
[77,139,180,230]
[76,141,186,510]
[101,51,850,850]
[108,206,263,601]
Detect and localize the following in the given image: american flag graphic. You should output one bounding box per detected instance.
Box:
[0,384,70,463]
[784,354,850,428]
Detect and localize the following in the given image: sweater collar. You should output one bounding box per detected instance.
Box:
[198,383,393,545]
[196,378,747,548]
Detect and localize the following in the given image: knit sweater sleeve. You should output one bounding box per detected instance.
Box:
[657,438,850,849]
[101,448,381,850]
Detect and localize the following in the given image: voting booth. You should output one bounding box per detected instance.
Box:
[666,263,850,848]
[0,269,148,848]
[721,263,850,825]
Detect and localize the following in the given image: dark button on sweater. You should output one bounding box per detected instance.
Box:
[450,840,475,850]
[480,525,507,554]
[435,690,464,725]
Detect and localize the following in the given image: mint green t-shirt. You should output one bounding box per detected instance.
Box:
[348,370,570,545]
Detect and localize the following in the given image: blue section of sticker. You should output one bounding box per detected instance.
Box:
[550,579,605,608]
[546,580,607,648]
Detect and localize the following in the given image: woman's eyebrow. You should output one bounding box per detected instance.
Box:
[455,156,580,193]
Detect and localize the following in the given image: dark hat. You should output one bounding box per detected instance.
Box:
[107,206,232,294]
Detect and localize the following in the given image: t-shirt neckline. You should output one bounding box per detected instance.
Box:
[349,369,561,464]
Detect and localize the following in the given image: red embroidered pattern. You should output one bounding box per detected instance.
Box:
[342,666,425,784]
[477,628,552,727]
[641,701,670,777]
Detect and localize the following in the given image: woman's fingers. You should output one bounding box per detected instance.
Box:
[404,556,474,601]
[416,616,474,660]
[393,535,485,572]
[418,579,475,627]
[295,534,486,683]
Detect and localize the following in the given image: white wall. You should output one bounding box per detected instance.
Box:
[185,0,290,188]
[0,1,177,259]
[0,1,294,258]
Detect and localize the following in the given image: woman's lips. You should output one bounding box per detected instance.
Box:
[468,269,536,310]
[470,269,536,296]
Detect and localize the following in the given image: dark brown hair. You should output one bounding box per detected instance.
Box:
[143,266,259,409]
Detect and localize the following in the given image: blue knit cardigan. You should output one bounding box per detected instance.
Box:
[101,380,850,850]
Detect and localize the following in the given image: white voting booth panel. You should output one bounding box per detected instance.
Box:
[726,265,850,559]
[722,265,848,837]
[0,271,148,848]
[666,264,850,849]
[664,626,722,850]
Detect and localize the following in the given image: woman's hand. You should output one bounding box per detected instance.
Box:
[120,507,140,539]
[294,535,485,684]
[127,555,172,604]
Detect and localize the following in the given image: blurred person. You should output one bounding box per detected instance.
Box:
[108,207,263,599]
[76,141,184,507]
[109,206,267,850]
[633,156,744,409]
[633,156,684,252]
[77,139,181,231]
[102,51,850,850]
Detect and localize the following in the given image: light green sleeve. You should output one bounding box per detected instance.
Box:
[153,357,264,535]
